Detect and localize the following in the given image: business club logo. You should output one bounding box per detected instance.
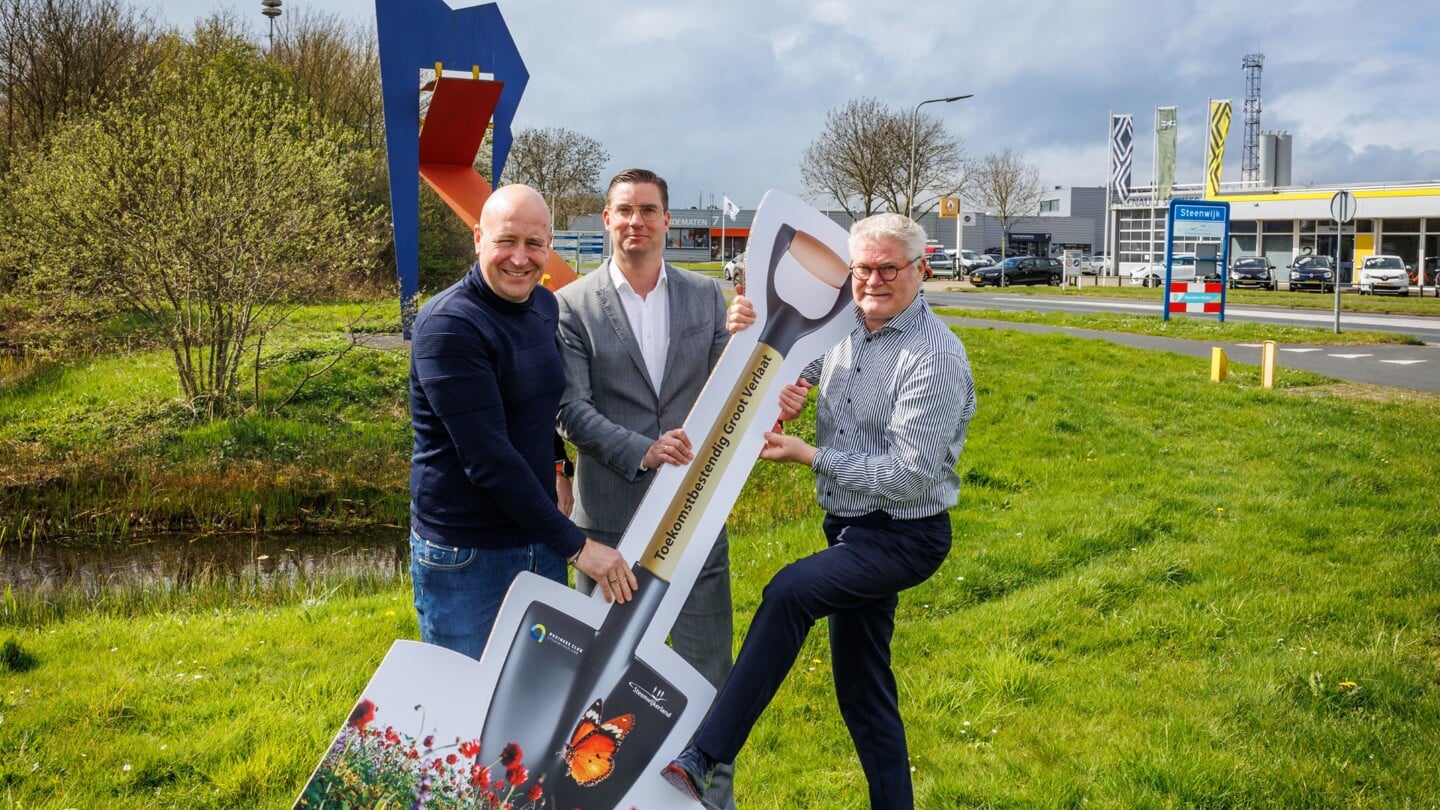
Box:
[529,623,547,642]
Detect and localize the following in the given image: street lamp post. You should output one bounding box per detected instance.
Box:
[907,94,972,219]
[261,0,282,52]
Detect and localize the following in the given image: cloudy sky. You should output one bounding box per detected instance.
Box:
[151,0,1440,210]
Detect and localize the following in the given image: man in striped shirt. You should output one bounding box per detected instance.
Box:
[664,213,976,809]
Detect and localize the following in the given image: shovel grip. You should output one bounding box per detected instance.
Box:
[642,342,784,580]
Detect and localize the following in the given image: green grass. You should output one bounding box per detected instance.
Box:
[0,302,411,541]
[932,305,1425,346]
[2,321,1439,807]
[937,280,1440,316]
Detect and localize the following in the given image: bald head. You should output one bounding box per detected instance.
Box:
[474,184,553,304]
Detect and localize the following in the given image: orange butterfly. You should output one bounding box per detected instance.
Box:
[562,698,635,786]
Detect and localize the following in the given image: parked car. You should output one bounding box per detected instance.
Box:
[722,251,746,284]
[970,256,1063,287]
[1083,254,1110,275]
[1228,256,1277,291]
[1357,254,1410,296]
[1129,253,1198,287]
[926,250,954,278]
[1289,255,1337,293]
[956,249,991,273]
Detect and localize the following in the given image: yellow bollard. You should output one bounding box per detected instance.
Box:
[1210,347,1228,382]
[1261,340,1277,388]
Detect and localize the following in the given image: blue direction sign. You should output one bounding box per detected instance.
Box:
[553,231,605,267]
[1163,199,1231,322]
[1170,200,1230,239]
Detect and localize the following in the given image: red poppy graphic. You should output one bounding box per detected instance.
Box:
[346,699,377,730]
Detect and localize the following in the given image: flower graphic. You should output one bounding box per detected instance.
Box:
[297,702,546,810]
[347,699,377,730]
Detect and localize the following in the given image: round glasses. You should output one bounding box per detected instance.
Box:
[608,204,665,223]
[849,255,922,282]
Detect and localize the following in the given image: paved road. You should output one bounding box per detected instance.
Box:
[920,285,1440,394]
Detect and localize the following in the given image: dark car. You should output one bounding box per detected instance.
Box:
[1289,255,1337,293]
[1228,256,1277,291]
[970,256,1063,287]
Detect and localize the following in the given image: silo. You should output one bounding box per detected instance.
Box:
[1274,133,1293,187]
[1257,132,1278,187]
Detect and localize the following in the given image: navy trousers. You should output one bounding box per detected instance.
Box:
[693,510,952,810]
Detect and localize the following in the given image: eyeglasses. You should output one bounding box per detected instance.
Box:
[849,255,922,282]
[608,204,665,223]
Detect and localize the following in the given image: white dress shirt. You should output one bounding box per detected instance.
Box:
[609,259,670,392]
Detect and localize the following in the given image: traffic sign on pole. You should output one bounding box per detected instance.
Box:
[1330,190,1356,224]
[1329,191,1356,333]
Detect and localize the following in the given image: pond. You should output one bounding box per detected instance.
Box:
[0,529,410,599]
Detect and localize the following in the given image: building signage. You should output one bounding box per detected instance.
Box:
[670,216,714,228]
[1170,202,1229,238]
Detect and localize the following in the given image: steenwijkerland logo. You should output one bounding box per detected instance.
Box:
[528,623,547,642]
[628,681,674,718]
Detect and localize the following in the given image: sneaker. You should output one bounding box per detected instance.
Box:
[660,745,716,800]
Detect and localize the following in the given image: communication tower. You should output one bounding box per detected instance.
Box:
[1242,53,1264,184]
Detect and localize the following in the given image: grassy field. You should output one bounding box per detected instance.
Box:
[930,306,1423,346]
[935,280,1440,317]
[2,311,1438,807]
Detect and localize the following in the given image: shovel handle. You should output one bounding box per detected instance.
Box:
[641,342,784,580]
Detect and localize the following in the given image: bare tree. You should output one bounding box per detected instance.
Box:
[800,96,966,219]
[0,0,160,170]
[968,150,1043,257]
[501,127,609,230]
[800,97,892,219]
[269,10,383,151]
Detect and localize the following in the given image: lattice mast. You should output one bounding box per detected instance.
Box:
[1241,53,1264,184]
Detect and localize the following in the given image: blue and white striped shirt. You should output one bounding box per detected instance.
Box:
[807,297,976,519]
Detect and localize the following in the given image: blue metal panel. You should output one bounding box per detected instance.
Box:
[375,0,529,335]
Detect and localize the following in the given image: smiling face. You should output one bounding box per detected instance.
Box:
[474,185,552,304]
[850,235,923,331]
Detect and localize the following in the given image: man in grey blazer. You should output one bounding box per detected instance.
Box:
[555,168,737,809]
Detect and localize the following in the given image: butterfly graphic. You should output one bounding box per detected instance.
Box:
[561,698,635,786]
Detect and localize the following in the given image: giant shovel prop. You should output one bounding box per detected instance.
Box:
[474,191,855,808]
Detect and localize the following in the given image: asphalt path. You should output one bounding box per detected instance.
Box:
[920,284,1440,394]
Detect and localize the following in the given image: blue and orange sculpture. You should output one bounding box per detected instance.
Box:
[376,0,576,335]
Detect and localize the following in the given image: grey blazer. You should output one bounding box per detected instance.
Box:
[555,261,730,540]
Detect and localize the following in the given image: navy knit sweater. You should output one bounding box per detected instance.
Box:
[408,264,585,558]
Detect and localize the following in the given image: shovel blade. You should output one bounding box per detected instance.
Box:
[478,598,600,784]
[541,656,690,808]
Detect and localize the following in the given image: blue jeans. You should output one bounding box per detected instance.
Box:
[410,530,567,660]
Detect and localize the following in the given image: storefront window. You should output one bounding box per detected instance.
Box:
[666,228,711,250]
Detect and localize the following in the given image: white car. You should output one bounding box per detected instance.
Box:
[723,252,746,284]
[956,249,990,272]
[1129,253,1198,287]
[1357,254,1410,296]
[1085,254,1110,275]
